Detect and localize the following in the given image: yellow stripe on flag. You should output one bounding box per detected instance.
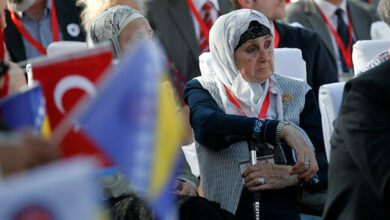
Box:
[149,74,184,198]
[40,115,51,139]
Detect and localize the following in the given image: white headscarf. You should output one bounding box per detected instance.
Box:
[203,9,275,116]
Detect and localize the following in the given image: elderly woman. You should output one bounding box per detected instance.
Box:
[88,5,152,58]
[183,9,327,219]
[77,0,139,36]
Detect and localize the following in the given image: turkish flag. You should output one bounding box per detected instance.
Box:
[32,45,113,166]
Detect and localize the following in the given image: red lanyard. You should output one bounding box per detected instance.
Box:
[274,25,279,48]
[0,73,9,98]
[223,84,270,118]
[9,0,60,55]
[318,7,353,68]
[186,0,211,47]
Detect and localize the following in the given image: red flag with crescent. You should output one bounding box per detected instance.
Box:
[32,45,113,166]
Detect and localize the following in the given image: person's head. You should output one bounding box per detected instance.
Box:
[378,0,390,26]
[231,0,286,21]
[77,0,139,35]
[209,9,274,85]
[89,5,152,58]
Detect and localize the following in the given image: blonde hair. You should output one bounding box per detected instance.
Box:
[76,0,118,33]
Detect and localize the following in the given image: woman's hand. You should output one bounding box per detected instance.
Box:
[280,125,319,181]
[242,161,298,192]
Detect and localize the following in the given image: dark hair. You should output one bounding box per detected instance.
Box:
[235,20,272,50]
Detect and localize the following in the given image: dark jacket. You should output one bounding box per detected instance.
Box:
[323,61,390,219]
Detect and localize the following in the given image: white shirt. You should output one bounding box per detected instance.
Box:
[189,0,220,41]
[315,0,355,74]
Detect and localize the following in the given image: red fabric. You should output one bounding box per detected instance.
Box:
[223,84,270,118]
[199,2,216,52]
[32,47,113,166]
[0,73,9,98]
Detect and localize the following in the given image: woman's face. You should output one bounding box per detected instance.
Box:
[118,17,153,52]
[234,35,274,82]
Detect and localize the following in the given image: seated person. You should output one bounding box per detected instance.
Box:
[184,9,327,219]
[88,5,198,199]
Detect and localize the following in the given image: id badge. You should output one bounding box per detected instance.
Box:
[239,155,275,175]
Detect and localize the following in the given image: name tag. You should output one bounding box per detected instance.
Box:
[239,155,275,175]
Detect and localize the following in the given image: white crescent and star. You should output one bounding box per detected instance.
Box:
[54,75,96,114]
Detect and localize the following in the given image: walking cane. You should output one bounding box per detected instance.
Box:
[247,138,261,220]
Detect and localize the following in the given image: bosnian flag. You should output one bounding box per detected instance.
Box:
[0,83,50,138]
[77,40,184,220]
[32,45,113,166]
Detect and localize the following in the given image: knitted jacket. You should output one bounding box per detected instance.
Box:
[195,73,313,214]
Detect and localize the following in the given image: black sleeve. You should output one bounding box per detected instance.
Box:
[300,90,328,190]
[310,35,338,98]
[333,68,390,201]
[183,79,279,151]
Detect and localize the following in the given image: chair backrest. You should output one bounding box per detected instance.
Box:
[47,41,88,56]
[274,48,306,81]
[318,82,346,161]
[352,40,390,74]
[370,21,390,41]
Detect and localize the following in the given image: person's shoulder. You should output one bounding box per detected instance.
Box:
[286,0,311,12]
[185,78,202,88]
[273,73,309,88]
[346,61,390,98]
[348,0,373,11]
[276,22,319,40]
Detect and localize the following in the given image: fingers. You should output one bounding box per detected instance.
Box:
[291,152,319,181]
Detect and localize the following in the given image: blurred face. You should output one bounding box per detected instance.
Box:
[234,35,274,82]
[118,17,153,52]
[116,0,139,9]
[0,0,6,28]
[245,0,286,21]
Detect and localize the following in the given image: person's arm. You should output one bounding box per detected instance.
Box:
[299,89,328,190]
[311,35,338,98]
[333,73,390,202]
[183,79,279,151]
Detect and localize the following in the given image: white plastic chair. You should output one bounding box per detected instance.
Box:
[370,21,390,41]
[352,40,390,74]
[274,48,307,81]
[47,41,88,56]
[318,82,346,161]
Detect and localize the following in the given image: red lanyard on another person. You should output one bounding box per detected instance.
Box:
[274,25,279,48]
[223,84,270,118]
[186,0,211,48]
[9,0,60,55]
[317,7,353,68]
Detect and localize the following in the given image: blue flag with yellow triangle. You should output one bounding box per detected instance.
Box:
[0,83,50,138]
[77,39,183,219]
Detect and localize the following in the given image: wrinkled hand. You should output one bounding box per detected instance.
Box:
[173,180,197,196]
[242,161,298,192]
[280,125,319,181]
[0,132,58,176]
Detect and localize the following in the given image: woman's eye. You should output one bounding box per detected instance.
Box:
[264,41,271,48]
[246,47,256,53]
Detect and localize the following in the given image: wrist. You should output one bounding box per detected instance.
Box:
[276,121,290,144]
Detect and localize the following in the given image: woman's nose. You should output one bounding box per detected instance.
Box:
[258,48,271,62]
